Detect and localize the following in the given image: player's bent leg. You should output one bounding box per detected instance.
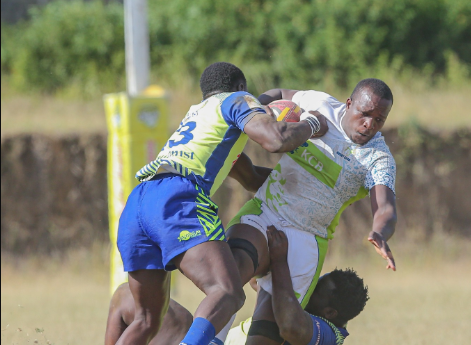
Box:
[174,240,246,334]
[226,223,271,284]
[246,288,282,345]
[116,269,170,345]
[151,299,193,345]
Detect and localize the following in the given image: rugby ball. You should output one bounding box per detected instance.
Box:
[268,100,302,122]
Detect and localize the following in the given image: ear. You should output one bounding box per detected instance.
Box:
[322,307,338,320]
[346,98,352,109]
[237,82,246,92]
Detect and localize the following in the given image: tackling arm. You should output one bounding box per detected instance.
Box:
[244,112,313,153]
[267,226,314,345]
[228,152,272,193]
[368,184,397,270]
[245,89,328,152]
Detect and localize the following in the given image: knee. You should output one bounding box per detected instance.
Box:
[210,282,246,311]
[227,284,246,311]
[133,310,163,338]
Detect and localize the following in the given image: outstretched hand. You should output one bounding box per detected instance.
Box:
[266,225,288,264]
[368,230,396,271]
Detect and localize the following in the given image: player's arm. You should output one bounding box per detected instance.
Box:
[267,226,314,345]
[368,185,397,271]
[258,89,299,105]
[105,284,129,345]
[228,152,272,193]
[244,109,314,153]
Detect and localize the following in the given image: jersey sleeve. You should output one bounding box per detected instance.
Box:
[220,91,266,132]
[307,315,348,345]
[364,153,396,194]
[292,90,336,110]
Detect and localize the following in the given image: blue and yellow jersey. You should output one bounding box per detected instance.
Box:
[136,91,265,196]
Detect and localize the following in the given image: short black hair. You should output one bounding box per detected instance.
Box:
[351,78,393,104]
[199,62,246,98]
[329,268,369,324]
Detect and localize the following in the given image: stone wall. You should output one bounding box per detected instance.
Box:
[2,127,470,255]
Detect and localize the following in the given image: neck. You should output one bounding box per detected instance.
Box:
[203,90,225,100]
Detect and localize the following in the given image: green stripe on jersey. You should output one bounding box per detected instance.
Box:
[287,141,341,188]
[326,186,368,239]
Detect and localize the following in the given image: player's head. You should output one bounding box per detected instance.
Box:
[199,62,247,99]
[343,78,393,145]
[305,268,369,327]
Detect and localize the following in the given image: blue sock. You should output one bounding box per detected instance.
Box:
[180,317,216,345]
[210,338,224,345]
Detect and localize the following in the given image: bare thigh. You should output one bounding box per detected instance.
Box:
[226,223,271,283]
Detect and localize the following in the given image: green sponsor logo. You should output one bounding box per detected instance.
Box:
[288,142,342,189]
[265,163,288,212]
[178,230,202,241]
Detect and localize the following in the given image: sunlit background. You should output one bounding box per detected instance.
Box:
[1,0,471,344]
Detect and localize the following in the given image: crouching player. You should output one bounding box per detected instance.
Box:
[105,283,193,345]
[226,226,369,345]
[105,225,369,345]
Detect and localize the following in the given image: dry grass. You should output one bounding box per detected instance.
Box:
[1,81,470,137]
[2,237,471,345]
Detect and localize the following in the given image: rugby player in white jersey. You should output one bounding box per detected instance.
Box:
[214,78,397,345]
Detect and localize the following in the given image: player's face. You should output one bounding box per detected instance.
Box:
[305,274,335,316]
[342,88,392,145]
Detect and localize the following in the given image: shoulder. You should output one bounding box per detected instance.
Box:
[360,133,395,160]
[221,91,262,109]
[293,90,342,107]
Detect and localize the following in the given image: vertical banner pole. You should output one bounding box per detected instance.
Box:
[124,0,150,96]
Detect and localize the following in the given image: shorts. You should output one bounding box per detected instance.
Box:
[117,173,225,272]
[228,198,328,308]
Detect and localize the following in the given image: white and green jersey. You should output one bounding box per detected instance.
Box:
[255,90,396,239]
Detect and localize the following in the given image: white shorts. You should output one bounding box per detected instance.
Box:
[229,199,328,307]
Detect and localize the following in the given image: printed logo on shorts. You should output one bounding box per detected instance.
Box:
[178,230,202,242]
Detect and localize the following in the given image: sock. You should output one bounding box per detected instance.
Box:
[180,317,216,345]
[213,313,236,344]
[209,338,224,345]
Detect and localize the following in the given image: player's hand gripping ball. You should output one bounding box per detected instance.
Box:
[268,100,302,122]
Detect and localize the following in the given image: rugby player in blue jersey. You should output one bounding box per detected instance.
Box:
[105,225,368,345]
[114,62,329,345]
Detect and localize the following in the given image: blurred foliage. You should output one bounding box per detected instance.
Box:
[1,0,471,97]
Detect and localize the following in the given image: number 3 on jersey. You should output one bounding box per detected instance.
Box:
[168,121,196,148]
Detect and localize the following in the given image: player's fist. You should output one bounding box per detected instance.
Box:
[306,110,329,138]
[267,225,288,263]
[263,105,276,119]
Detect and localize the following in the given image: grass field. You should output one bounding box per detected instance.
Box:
[2,238,471,345]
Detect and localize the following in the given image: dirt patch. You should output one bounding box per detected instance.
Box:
[2,127,470,255]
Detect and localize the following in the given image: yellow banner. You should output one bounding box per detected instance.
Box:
[104,90,168,294]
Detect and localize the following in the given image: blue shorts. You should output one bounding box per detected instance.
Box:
[117,173,225,271]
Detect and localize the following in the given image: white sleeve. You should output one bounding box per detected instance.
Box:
[364,154,396,194]
[292,90,340,112]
